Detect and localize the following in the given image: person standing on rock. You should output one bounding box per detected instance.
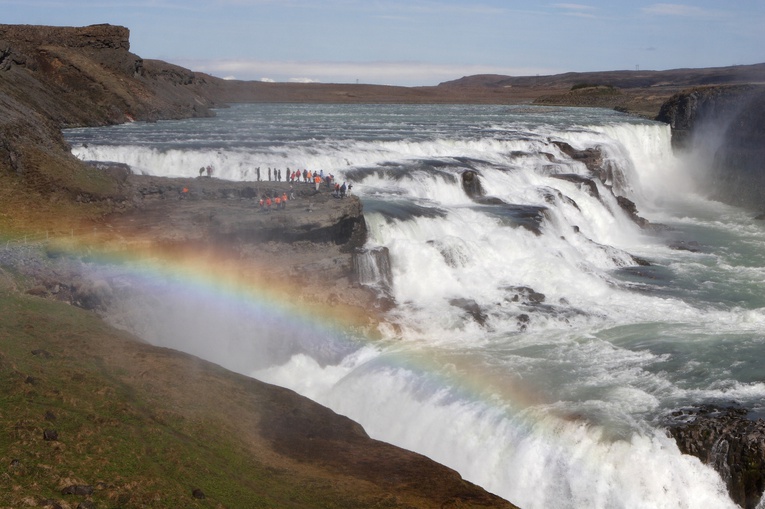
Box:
[199,167,205,177]
[314,174,322,191]
[256,167,261,181]
[268,167,272,181]
[282,192,288,208]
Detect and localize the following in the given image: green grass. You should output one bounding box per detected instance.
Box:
[0,290,385,509]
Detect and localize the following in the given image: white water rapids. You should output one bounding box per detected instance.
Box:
[65,104,765,509]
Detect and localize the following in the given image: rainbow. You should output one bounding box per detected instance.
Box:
[2,225,732,509]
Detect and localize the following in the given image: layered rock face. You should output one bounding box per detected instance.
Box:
[0,23,220,127]
[0,23,225,208]
[656,85,765,210]
[666,407,765,509]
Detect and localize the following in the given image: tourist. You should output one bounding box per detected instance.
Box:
[281,192,288,208]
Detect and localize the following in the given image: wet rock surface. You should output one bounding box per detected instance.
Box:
[665,405,765,509]
[657,84,765,211]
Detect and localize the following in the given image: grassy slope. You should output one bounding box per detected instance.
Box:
[2,272,513,509]
[1,285,334,508]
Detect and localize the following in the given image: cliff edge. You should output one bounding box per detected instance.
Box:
[0,24,518,509]
[657,84,765,210]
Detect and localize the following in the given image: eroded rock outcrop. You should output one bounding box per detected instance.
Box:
[657,85,765,210]
[666,406,765,509]
[0,24,520,508]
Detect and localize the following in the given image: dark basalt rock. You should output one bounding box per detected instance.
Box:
[615,195,650,228]
[505,286,546,305]
[516,313,530,331]
[449,298,488,327]
[657,84,765,211]
[552,141,605,174]
[668,240,701,252]
[362,198,447,222]
[665,405,765,509]
[550,173,600,198]
[473,198,549,236]
[461,169,484,198]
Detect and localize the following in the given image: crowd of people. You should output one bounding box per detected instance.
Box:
[254,166,340,188]
[251,166,352,213]
[196,165,352,212]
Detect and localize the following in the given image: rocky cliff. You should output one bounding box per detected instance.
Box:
[656,84,765,210]
[0,23,224,226]
[666,406,765,509]
[657,85,765,508]
[0,24,518,509]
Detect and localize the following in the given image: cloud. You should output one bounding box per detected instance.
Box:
[176,58,556,86]
[641,3,720,18]
[553,3,595,11]
[553,3,597,18]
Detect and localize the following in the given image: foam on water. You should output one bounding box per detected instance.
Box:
[64,104,765,509]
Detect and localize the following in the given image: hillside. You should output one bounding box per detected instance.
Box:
[0,23,519,509]
[3,21,765,509]
[439,63,765,118]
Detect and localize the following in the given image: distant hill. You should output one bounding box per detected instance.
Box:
[438,63,765,89]
[435,63,765,118]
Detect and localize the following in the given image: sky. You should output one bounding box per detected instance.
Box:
[4,1,764,86]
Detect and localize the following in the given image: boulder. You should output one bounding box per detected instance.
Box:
[461,170,484,198]
[665,405,765,509]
